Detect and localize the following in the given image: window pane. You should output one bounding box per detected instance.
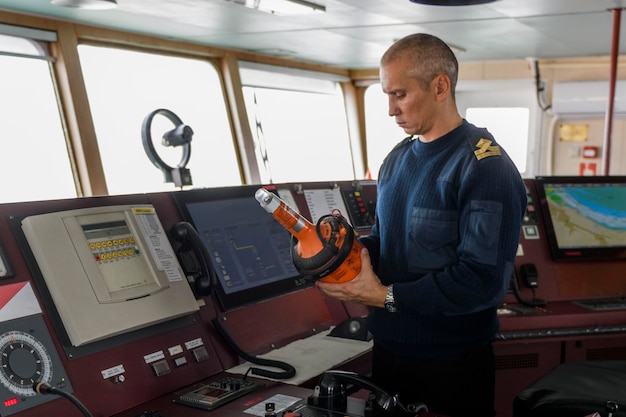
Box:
[466,107,529,173]
[0,34,47,58]
[78,45,240,194]
[456,80,537,177]
[242,85,354,183]
[364,83,405,179]
[364,82,532,178]
[0,54,76,203]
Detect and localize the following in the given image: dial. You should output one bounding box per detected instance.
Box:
[0,331,53,397]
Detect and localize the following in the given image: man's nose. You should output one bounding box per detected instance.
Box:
[388,99,399,116]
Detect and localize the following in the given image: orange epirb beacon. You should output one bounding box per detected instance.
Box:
[255,188,362,284]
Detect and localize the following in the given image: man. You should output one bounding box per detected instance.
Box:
[316,33,527,417]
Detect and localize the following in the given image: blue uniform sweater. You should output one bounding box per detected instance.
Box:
[361,120,527,358]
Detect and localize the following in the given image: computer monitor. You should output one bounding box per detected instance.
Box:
[173,185,311,310]
[534,175,626,261]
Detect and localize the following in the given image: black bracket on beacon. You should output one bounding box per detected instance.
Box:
[141,108,193,188]
[292,209,361,284]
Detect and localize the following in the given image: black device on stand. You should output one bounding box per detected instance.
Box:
[304,370,429,417]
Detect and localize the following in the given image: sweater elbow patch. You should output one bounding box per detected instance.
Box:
[462,200,503,266]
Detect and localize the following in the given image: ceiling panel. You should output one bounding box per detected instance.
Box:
[0,0,625,68]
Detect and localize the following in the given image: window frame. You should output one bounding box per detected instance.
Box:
[238,61,358,183]
[75,42,244,194]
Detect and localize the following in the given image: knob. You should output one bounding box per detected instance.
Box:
[606,400,618,417]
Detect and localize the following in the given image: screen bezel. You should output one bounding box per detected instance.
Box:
[534,175,626,261]
[172,185,313,311]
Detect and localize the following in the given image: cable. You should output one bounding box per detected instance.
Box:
[528,58,552,112]
[212,317,296,380]
[33,382,93,417]
[170,221,295,380]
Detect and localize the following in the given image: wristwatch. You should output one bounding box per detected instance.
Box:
[384,284,397,313]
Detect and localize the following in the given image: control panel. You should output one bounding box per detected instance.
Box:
[174,376,264,410]
[340,188,375,230]
[0,283,72,416]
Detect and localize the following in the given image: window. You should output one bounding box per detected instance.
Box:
[465,107,529,173]
[0,27,77,203]
[364,84,405,179]
[78,45,240,195]
[363,80,539,178]
[458,80,538,176]
[240,62,355,183]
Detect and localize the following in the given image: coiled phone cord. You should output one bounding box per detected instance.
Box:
[211,317,296,380]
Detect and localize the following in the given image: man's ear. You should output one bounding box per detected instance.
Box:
[434,74,451,98]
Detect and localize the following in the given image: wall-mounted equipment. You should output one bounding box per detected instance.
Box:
[535,175,626,261]
[552,81,626,116]
[142,109,193,188]
[0,282,72,416]
[19,205,199,348]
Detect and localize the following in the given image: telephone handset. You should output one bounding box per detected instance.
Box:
[169,221,296,380]
[309,370,428,416]
[509,267,546,307]
[170,221,216,297]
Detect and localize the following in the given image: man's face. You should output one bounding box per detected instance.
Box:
[380,57,437,137]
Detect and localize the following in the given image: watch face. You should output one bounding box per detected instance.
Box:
[385,285,396,312]
[384,301,397,313]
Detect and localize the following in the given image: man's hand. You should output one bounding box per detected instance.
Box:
[315,247,387,308]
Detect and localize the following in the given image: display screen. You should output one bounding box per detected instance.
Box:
[535,176,626,261]
[173,185,311,310]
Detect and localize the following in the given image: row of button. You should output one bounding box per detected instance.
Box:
[151,346,208,377]
[92,248,140,262]
[89,237,136,250]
